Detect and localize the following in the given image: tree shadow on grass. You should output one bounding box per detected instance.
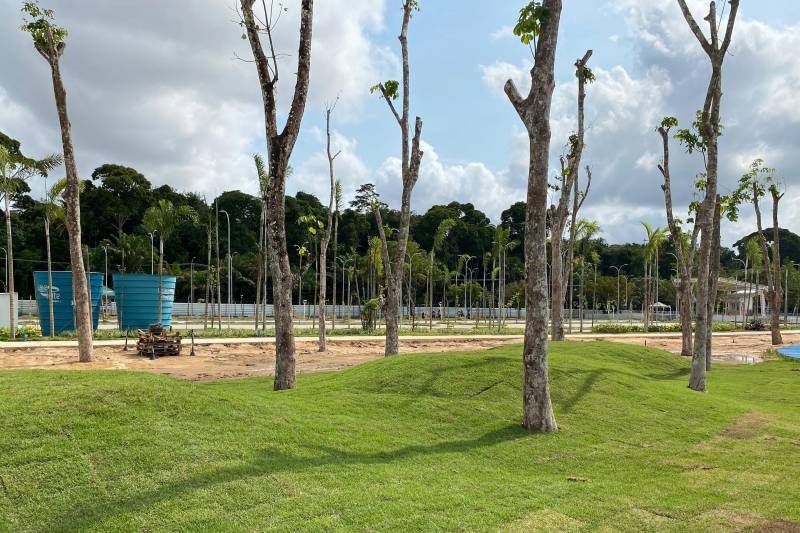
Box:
[559,369,603,414]
[45,424,527,531]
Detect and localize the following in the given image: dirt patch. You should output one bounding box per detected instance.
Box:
[584,332,800,363]
[0,338,519,381]
[690,510,800,532]
[720,412,772,440]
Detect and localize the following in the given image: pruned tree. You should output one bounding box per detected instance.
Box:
[737,160,784,345]
[331,179,342,330]
[504,0,562,432]
[317,100,341,352]
[42,176,75,338]
[369,0,424,356]
[677,0,740,392]
[548,50,593,341]
[239,0,314,389]
[657,116,698,356]
[563,164,592,335]
[22,2,93,360]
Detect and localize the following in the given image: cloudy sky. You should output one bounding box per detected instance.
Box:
[1,0,798,246]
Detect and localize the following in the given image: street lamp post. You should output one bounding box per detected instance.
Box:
[219,210,232,318]
[610,264,627,321]
[190,257,195,318]
[102,245,108,318]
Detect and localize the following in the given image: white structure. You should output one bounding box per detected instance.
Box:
[0,293,19,330]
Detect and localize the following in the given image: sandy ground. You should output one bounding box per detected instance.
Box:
[0,331,794,381]
[0,338,521,380]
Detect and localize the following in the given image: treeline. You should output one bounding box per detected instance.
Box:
[6,136,800,311]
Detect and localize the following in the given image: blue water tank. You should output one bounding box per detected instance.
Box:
[113,274,176,330]
[33,271,104,334]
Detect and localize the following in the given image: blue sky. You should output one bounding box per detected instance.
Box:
[1,0,799,245]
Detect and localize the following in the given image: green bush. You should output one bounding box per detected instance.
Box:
[592,322,738,334]
[0,325,42,341]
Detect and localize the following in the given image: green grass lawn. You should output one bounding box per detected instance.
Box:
[1,342,799,532]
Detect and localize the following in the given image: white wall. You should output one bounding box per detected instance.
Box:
[0,293,19,330]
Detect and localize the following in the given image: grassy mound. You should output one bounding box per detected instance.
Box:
[1,342,799,531]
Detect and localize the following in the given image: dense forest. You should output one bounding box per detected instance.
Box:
[5,131,800,313]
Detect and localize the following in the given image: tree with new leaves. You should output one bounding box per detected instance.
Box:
[143,200,198,321]
[677,0,740,392]
[239,0,314,389]
[657,115,698,356]
[317,101,341,352]
[369,0,424,356]
[549,51,593,341]
[504,0,562,432]
[737,160,784,345]
[21,2,94,360]
[0,142,61,339]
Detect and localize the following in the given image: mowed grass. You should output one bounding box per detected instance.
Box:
[1,342,799,532]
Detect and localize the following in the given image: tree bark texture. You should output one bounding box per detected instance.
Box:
[504,0,563,432]
[241,0,314,389]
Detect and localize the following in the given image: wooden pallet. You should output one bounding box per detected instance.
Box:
[136,328,182,358]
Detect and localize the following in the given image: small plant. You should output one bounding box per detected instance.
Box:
[361,299,379,332]
[744,318,766,331]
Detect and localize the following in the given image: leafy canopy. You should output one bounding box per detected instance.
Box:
[513,1,547,46]
[21,1,67,51]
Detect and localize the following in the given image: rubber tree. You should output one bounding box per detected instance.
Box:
[0,143,60,339]
[331,180,342,330]
[240,0,314,389]
[677,0,740,392]
[549,50,593,341]
[370,0,424,356]
[504,0,562,432]
[738,160,784,345]
[22,3,93,359]
[657,116,697,356]
[143,200,198,321]
[317,102,341,352]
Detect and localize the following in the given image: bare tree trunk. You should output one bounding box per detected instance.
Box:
[37,32,92,361]
[678,0,740,392]
[317,104,339,352]
[753,182,784,345]
[504,0,562,432]
[373,1,424,356]
[706,197,721,370]
[4,197,15,338]
[657,123,695,356]
[204,224,211,329]
[332,212,338,330]
[241,0,313,389]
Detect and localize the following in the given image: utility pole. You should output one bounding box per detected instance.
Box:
[148,232,156,275]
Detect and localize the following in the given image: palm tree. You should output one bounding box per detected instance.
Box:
[42,177,73,337]
[429,218,456,329]
[641,222,668,331]
[143,200,198,321]
[0,145,61,339]
[253,154,269,330]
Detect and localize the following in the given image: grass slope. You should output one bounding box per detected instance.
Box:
[1,342,799,532]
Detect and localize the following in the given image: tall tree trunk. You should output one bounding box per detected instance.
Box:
[45,216,55,337]
[678,0,739,392]
[332,213,338,330]
[241,0,313,389]
[4,197,15,339]
[39,33,93,361]
[317,104,339,352]
[504,0,562,432]
[204,225,211,330]
[372,1,424,356]
[705,197,721,370]
[158,237,164,323]
[255,202,265,330]
[753,181,784,345]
